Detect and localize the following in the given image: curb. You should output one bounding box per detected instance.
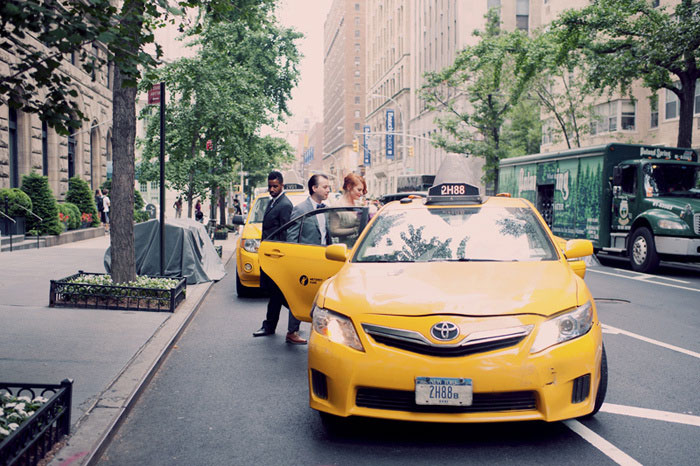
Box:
[48,245,237,466]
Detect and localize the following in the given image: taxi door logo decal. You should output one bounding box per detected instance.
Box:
[430,322,460,341]
[299,275,309,286]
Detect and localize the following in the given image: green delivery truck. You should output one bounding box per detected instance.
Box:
[498,143,700,273]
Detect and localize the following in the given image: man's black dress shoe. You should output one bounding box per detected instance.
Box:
[253,327,274,337]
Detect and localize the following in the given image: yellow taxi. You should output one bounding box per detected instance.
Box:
[258,163,606,427]
[232,183,307,297]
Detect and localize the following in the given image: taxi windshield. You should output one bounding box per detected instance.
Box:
[354,206,558,263]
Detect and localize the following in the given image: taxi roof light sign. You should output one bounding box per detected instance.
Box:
[426,154,482,205]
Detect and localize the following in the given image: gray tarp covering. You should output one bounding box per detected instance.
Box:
[104,218,226,284]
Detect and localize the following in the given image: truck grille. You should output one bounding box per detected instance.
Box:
[356,388,537,413]
[694,213,700,235]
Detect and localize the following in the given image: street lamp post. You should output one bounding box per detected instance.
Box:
[370,93,407,177]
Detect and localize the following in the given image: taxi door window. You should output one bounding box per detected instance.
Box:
[271,207,369,248]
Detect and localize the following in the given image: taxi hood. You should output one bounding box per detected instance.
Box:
[321,261,580,318]
[241,222,262,240]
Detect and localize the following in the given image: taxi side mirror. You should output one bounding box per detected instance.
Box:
[325,243,348,262]
[232,214,245,225]
[563,239,593,259]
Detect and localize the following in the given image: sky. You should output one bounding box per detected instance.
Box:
[274,0,332,133]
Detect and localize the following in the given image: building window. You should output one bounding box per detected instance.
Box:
[106,62,112,89]
[70,50,76,66]
[516,0,529,31]
[354,29,360,37]
[68,131,76,179]
[355,17,360,25]
[541,118,554,145]
[354,123,361,130]
[42,121,49,176]
[354,110,361,118]
[150,181,159,190]
[355,96,361,104]
[487,0,501,10]
[591,100,636,134]
[665,88,679,120]
[695,79,700,115]
[140,182,147,192]
[652,0,660,7]
[8,108,19,188]
[354,70,360,77]
[355,3,359,10]
[650,94,659,128]
[91,44,99,81]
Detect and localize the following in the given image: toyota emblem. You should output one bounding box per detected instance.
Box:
[430,321,459,341]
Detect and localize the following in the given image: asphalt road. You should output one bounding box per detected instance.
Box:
[97,257,700,466]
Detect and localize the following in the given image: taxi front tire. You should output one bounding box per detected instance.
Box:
[236,271,254,298]
[583,345,608,419]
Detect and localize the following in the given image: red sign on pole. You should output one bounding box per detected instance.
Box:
[148,84,161,105]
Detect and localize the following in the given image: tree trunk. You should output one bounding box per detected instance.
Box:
[677,76,696,148]
[218,189,227,225]
[110,64,137,283]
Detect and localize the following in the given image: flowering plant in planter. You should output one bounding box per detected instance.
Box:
[80,212,93,228]
[0,393,49,441]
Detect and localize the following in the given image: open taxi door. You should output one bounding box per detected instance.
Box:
[258,207,369,322]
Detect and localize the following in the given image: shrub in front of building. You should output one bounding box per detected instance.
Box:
[57,202,81,231]
[0,188,33,217]
[20,173,62,235]
[65,177,100,227]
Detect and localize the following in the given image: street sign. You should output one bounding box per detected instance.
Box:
[148,84,161,105]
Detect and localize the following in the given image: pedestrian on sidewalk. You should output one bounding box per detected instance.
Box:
[253,170,306,344]
[173,197,183,218]
[95,189,104,225]
[102,189,111,233]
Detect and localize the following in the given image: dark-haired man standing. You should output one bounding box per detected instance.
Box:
[253,170,306,344]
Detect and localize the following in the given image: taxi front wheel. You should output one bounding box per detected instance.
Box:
[236,272,254,298]
[582,345,608,418]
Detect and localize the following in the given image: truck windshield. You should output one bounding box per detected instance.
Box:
[643,163,700,198]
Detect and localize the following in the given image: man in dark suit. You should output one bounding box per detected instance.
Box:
[288,174,332,245]
[253,171,306,344]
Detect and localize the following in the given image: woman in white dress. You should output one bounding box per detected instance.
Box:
[329,173,368,246]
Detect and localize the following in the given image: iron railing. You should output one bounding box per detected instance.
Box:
[0,379,73,466]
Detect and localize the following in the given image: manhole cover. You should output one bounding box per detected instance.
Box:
[594,298,630,304]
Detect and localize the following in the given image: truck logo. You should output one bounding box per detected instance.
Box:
[554,170,570,200]
[517,168,536,194]
[618,199,630,225]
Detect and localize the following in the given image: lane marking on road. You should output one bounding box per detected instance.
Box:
[589,268,699,292]
[602,324,700,360]
[601,403,700,427]
[563,420,641,465]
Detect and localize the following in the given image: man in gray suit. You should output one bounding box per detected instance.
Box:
[288,174,332,245]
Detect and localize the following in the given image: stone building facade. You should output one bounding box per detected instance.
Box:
[0,36,113,200]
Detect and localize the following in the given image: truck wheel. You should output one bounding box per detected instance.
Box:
[236,271,253,298]
[629,227,660,273]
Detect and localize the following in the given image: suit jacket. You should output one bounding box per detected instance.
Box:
[262,192,293,241]
[288,197,329,245]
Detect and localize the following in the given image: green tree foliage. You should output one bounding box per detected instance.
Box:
[553,0,700,148]
[501,97,542,158]
[420,10,533,191]
[65,177,99,226]
[20,173,62,235]
[0,188,32,217]
[137,15,300,219]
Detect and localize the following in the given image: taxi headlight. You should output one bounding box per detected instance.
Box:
[312,305,364,352]
[530,301,593,353]
[657,219,686,230]
[242,238,260,253]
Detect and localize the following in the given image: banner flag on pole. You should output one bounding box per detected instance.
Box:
[385,109,395,160]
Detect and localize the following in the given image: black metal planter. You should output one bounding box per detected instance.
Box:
[0,379,73,466]
[49,272,186,312]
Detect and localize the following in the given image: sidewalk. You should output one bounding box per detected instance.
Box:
[0,230,239,465]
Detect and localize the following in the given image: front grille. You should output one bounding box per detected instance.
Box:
[369,334,527,357]
[571,374,591,404]
[362,323,531,358]
[311,369,328,400]
[694,213,700,235]
[356,387,537,413]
